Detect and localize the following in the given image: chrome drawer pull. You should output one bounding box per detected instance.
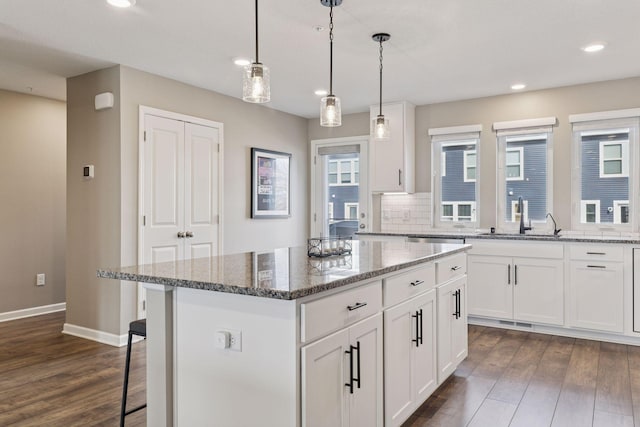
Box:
[586,252,606,255]
[451,265,462,271]
[411,280,425,287]
[347,302,368,311]
[587,265,606,269]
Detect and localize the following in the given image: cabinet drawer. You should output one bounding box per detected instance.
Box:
[436,253,467,284]
[383,263,435,307]
[569,244,623,262]
[301,281,382,343]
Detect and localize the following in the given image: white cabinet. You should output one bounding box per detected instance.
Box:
[437,275,468,383]
[467,241,564,326]
[369,101,415,193]
[568,245,624,333]
[302,313,383,427]
[383,290,437,427]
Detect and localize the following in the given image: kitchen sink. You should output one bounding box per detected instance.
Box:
[478,232,561,239]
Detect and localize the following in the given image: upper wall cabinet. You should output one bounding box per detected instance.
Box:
[370,101,416,193]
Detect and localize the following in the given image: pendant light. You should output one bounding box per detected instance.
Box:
[320,0,342,127]
[243,0,270,103]
[372,33,390,140]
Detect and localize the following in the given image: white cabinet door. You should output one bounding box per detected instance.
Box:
[467,255,512,319]
[302,314,383,427]
[413,290,438,404]
[569,261,624,333]
[383,298,415,427]
[369,102,415,193]
[348,314,383,427]
[437,276,467,384]
[513,258,564,326]
[302,329,349,427]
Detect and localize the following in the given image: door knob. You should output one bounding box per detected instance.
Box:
[185,231,194,238]
[359,224,365,229]
[177,231,186,238]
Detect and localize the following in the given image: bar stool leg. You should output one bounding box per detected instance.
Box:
[120,330,134,427]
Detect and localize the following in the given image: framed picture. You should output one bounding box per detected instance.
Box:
[251,147,291,218]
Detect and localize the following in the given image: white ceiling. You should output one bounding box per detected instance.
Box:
[1,0,639,118]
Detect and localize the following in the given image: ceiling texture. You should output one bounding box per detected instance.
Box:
[1,0,639,118]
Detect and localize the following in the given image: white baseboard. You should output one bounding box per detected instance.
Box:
[63,323,129,347]
[0,302,66,323]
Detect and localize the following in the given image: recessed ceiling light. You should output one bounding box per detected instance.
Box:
[233,58,251,66]
[511,83,526,90]
[314,89,328,96]
[582,43,606,53]
[107,0,136,8]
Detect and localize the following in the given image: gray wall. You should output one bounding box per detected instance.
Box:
[311,77,640,230]
[0,90,66,313]
[67,66,309,336]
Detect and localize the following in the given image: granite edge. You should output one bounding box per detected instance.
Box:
[359,232,640,244]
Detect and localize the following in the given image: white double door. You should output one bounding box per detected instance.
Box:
[139,112,222,314]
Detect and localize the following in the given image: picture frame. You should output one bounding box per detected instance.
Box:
[251,147,291,218]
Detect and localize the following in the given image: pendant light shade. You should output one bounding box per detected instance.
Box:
[243,0,270,103]
[372,33,390,140]
[320,0,342,127]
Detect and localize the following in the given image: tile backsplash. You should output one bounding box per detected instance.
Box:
[380,192,431,233]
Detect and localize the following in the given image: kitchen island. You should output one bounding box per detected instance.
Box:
[98,239,470,427]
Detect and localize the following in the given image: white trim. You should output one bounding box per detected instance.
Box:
[506,147,524,181]
[138,105,224,319]
[441,201,477,222]
[0,303,66,323]
[599,140,629,178]
[441,152,446,177]
[580,200,601,223]
[344,202,360,220]
[428,124,482,136]
[569,108,640,123]
[62,322,133,347]
[493,117,556,131]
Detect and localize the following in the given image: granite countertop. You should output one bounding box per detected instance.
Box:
[97,240,470,300]
[357,232,640,244]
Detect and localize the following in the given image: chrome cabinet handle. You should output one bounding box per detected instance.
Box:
[451,265,462,271]
[177,231,186,238]
[398,169,402,186]
[411,280,425,287]
[586,252,606,255]
[347,302,367,311]
[587,265,606,269]
[185,231,194,238]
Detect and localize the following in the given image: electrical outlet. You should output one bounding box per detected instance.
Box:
[403,209,411,221]
[217,329,242,351]
[36,273,45,286]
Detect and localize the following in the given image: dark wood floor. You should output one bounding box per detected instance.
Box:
[4,313,640,426]
[404,325,640,427]
[0,311,146,426]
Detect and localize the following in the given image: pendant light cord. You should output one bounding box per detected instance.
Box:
[379,39,383,116]
[255,0,259,63]
[329,5,334,96]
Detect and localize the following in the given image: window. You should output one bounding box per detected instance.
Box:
[328,159,359,185]
[599,140,629,178]
[494,116,555,232]
[344,203,359,220]
[464,151,476,182]
[506,147,524,180]
[570,110,639,230]
[580,200,600,223]
[441,202,476,222]
[328,202,334,221]
[429,124,481,229]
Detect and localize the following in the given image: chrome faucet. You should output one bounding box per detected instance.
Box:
[518,196,531,234]
[546,213,562,236]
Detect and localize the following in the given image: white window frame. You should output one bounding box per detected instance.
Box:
[494,120,554,233]
[505,147,524,181]
[344,202,359,220]
[441,152,446,177]
[580,200,601,224]
[570,113,639,232]
[429,124,482,230]
[599,140,629,178]
[328,159,359,186]
[510,200,528,223]
[328,202,334,221]
[614,200,629,224]
[463,150,477,182]
[441,201,476,222]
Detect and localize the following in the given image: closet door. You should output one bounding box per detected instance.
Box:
[143,114,185,263]
[184,122,220,259]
